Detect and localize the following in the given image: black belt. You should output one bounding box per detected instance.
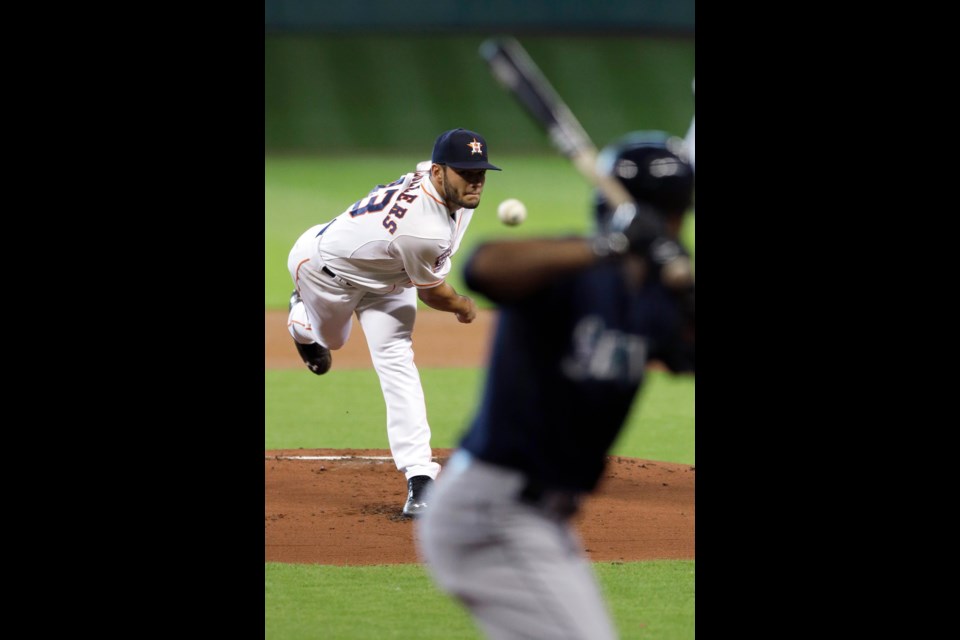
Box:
[519,481,582,519]
[322,265,353,287]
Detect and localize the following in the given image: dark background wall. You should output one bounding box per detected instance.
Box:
[264,1,695,153]
[265,0,694,34]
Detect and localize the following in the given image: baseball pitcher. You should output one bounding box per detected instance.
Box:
[286,128,501,516]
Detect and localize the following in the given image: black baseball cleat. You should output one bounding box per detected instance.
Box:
[289,290,332,375]
[402,475,433,518]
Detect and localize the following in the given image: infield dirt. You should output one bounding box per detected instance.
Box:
[265,309,694,565]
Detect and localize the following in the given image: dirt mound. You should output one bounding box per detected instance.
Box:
[265,449,694,565]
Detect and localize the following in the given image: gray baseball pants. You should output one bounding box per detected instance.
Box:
[416,450,617,640]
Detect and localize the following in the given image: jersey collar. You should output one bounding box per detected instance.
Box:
[422,177,456,217]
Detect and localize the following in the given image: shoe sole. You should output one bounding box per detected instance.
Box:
[295,342,332,375]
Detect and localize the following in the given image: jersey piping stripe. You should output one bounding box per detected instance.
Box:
[287,319,313,331]
[421,185,446,208]
[412,181,453,288]
[294,258,310,285]
[454,207,463,236]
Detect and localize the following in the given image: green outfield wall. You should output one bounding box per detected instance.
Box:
[265,35,695,153]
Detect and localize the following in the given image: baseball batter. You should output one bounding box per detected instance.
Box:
[416,133,695,639]
[286,128,501,517]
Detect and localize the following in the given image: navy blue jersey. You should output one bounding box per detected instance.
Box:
[460,260,694,493]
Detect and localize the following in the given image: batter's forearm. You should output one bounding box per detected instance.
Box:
[465,238,596,301]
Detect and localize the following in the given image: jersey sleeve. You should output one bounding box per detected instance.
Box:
[390,234,451,289]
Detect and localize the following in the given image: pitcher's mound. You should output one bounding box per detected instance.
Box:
[265,449,694,565]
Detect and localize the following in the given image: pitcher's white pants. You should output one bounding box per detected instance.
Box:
[286,224,441,481]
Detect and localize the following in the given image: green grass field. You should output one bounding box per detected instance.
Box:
[265,561,694,639]
[265,154,695,639]
[265,368,693,465]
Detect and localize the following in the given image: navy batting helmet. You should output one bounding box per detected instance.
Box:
[594,131,694,229]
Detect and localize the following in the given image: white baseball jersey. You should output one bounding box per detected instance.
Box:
[317,170,474,293]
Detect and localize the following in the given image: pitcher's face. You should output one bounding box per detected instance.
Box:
[438,165,487,210]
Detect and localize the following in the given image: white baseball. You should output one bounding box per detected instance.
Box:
[497,198,527,226]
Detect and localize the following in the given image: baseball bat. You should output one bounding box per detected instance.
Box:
[479,37,635,210]
[479,37,693,288]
